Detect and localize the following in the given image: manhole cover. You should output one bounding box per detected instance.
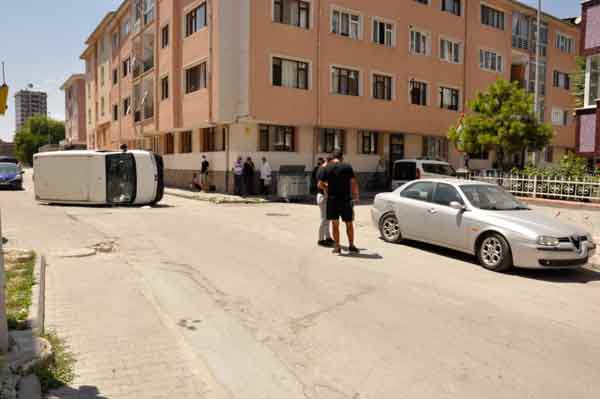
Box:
[265,213,290,217]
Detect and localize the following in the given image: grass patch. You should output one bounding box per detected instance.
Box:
[5,256,35,330]
[33,331,76,392]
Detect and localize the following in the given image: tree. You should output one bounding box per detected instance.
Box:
[448,79,553,168]
[570,56,586,108]
[14,116,65,165]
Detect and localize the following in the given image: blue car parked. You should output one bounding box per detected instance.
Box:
[0,162,23,190]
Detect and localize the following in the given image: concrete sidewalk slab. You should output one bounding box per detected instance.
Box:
[165,188,270,204]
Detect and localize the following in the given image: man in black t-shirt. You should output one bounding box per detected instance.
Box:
[200,155,210,191]
[318,150,360,254]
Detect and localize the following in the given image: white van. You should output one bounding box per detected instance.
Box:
[33,150,164,206]
[391,159,456,190]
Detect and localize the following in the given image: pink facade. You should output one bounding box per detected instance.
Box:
[80,0,582,190]
[60,74,87,147]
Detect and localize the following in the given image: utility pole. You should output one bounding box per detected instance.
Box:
[532,0,542,166]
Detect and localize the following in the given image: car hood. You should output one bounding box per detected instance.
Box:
[478,210,588,238]
[0,172,18,181]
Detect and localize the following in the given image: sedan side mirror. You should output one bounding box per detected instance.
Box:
[449,201,467,212]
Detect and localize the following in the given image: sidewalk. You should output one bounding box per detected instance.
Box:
[44,253,221,399]
[165,188,270,204]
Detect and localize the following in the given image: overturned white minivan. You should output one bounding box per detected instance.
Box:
[33,150,164,206]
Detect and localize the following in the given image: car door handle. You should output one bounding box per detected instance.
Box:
[428,208,437,214]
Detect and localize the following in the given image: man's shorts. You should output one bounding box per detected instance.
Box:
[327,198,354,222]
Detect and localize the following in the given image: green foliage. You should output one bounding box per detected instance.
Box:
[511,153,596,179]
[5,257,35,330]
[448,79,553,162]
[571,56,586,108]
[14,116,65,165]
[34,331,76,392]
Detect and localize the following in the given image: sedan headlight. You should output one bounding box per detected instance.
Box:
[537,236,560,247]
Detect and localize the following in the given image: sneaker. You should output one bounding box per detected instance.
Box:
[348,246,360,254]
[318,240,329,247]
[332,247,342,254]
[325,238,335,245]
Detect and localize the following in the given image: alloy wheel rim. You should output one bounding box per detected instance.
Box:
[382,217,400,240]
[481,237,503,267]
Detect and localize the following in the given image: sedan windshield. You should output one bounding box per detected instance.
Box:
[460,185,528,211]
[0,164,18,174]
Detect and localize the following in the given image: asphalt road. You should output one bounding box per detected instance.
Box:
[1,174,600,399]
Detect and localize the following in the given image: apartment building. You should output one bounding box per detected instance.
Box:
[14,89,47,132]
[576,0,600,167]
[81,0,581,192]
[60,74,88,148]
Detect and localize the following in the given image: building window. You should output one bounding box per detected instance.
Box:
[551,108,569,126]
[423,137,449,160]
[274,0,310,29]
[481,5,504,30]
[587,55,600,106]
[469,146,489,160]
[479,49,503,73]
[332,9,360,39]
[185,62,207,94]
[88,109,91,124]
[441,0,461,16]
[409,28,430,55]
[150,136,162,154]
[123,58,131,77]
[259,125,295,152]
[529,60,547,96]
[556,32,573,54]
[512,12,530,50]
[202,127,226,152]
[123,97,130,116]
[161,25,169,48]
[122,17,131,38]
[553,71,570,90]
[113,104,119,121]
[331,66,360,96]
[532,21,549,58]
[409,80,428,106]
[185,3,207,37]
[165,133,174,154]
[180,131,192,153]
[100,66,105,87]
[100,97,105,117]
[319,129,345,153]
[439,86,459,111]
[112,69,118,85]
[112,32,119,51]
[543,146,554,163]
[161,76,169,100]
[440,38,461,64]
[373,19,394,47]
[359,131,379,154]
[272,57,309,89]
[414,0,429,4]
[373,74,392,100]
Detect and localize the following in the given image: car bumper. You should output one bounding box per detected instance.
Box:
[371,207,385,229]
[512,240,597,269]
[0,180,21,188]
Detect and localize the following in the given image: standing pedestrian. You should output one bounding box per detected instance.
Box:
[316,157,334,247]
[260,157,272,195]
[233,157,243,196]
[200,155,210,192]
[243,157,256,196]
[318,150,360,254]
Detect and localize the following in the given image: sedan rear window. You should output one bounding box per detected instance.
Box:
[422,163,456,176]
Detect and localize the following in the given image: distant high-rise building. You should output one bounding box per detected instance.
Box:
[14,89,47,132]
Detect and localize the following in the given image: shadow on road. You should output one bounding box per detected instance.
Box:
[48,385,107,399]
[384,238,600,283]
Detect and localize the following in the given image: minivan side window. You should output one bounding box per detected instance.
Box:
[422,163,456,176]
[433,183,464,206]
[394,162,416,180]
[401,182,434,202]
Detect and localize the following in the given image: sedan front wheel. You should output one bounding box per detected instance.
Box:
[477,234,513,272]
[380,213,402,243]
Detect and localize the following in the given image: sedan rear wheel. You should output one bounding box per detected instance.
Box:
[478,234,513,272]
[380,213,402,243]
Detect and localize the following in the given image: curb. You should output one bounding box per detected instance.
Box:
[26,254,46,335]
[165,189,270,205]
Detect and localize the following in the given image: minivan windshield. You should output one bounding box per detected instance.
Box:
[423,163,456,176]
[460,185,528,211]
[106,154,136,204]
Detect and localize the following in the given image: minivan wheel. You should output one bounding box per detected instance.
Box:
[380,213,402,243]
[477,234,513,272]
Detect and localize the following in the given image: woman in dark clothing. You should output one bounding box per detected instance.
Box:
[243,157,256,196]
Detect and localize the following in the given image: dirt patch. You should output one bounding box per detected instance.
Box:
[90,239,119,254]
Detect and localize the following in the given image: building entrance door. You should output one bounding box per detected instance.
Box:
[389,134,405,173]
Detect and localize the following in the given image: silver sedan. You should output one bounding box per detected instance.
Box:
[372,179,597,272]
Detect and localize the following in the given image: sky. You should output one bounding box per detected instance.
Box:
[0,0,582,141]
